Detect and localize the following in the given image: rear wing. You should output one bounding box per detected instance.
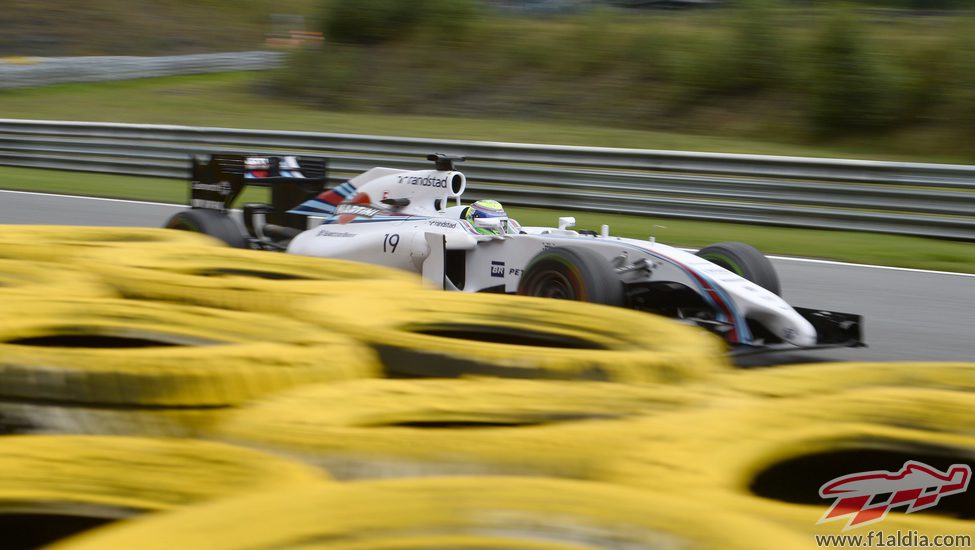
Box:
[190,153,328,229]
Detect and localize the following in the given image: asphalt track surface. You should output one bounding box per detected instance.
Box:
[2,189,973,365]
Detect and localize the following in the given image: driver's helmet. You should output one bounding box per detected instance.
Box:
[465,200,507,235]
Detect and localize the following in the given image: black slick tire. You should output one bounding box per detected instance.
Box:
[517,246,624,307]
[696,241,781,295]
[165,210,248,249]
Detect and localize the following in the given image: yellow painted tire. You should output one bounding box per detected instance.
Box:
[47,477,809,550]
[0,297,380,406]
[0,225,223,261]
[293,291,730,383]
[0,435,328,549]
[0,258,117,299]
[0,400,227,437]
[714,361,975,397]
[599,387,975,536]
[214,378,706,479]
[0,435,328,513]
[83,245,425,313]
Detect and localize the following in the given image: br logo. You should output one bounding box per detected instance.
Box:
[818,460,971,531]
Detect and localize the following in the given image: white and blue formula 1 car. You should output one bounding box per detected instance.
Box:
[165,153,863,353]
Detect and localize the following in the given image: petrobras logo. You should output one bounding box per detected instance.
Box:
[491,261,505,278]
[818,460,971,531]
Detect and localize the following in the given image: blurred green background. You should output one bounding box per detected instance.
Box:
[1,0,974,271]
[4,0,975,161]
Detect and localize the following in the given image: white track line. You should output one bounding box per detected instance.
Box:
[767,255,975,278]
[676,246,973,278]
[0,189,179,207]
[673,249,973,279]
[4,189,973,278]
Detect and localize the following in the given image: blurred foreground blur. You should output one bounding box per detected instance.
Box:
[0,226,970,549]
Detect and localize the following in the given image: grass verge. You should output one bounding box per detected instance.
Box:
[2,166,973,274]
[0,72,968,163]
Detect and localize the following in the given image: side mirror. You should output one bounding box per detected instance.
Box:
[558,217,576,231]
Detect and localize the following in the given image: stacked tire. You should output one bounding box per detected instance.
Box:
[214,378,708,479]
[289,291,730,383]
[597,367,975,539]
[46,477,808,550]
[0,435,328,549]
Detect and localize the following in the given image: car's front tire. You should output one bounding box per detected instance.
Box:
[165,209,247,249]
[517,246,625,307]
[696,241,781,295]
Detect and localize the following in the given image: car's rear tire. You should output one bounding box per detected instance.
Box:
[696,241,781,296]
[517,246,624,307]
[165,210,247,249]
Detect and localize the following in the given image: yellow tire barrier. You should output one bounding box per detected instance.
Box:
[0,435,329,512]
[82,245,425,313]
[0,258,117,299]
[0,400,226,437]
[0,435,328,549]
[293,291,730,382]
[0,225,223,261]
[713,361,975,398]
[0,297,380,406]
[598,387,975,537]
[48,477,809,550]
[215,378,706,479]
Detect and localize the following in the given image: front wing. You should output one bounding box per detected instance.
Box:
[731,307,864,356]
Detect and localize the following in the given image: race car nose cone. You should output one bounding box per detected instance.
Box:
[782,323,818,348]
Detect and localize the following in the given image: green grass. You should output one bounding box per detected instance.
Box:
[0,72,966,163]
[0,167,269,205]
[0,0,321,56]
[0,168,187,203]
[274,7,975,163]
[3,166,973,274]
